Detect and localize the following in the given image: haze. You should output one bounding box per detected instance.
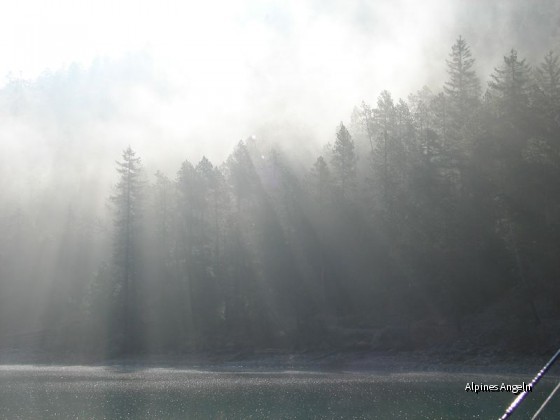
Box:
[2,0,558,168]
[1,0,560,375]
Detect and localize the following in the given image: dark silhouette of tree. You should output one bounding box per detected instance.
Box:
[152,171,174,265]
[351,101,376,156]
[409,86,440,161]
[444,36,480,128]
[535,51,560,104]
[372,91,395,208]
[174,159,199,345]
[6,36,560,360]
[534,51,560,130]
[331,122,357,199]
[223,141,272,346]
[489,49,532,119]
[310,156,331,206]
[111,146,145,354]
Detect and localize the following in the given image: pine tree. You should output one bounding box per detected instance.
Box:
[153,171,173,261]
[444,36,480,126]
[430,92,449,151]
[311,156,331,205]
[534,51,560,123]
[175,159,198,342]
[227,141,259,211]
[195,156,217,249]
[111,146,145,354]
[330,123,357,198]
[395,99,415,149]
[372,91,397,208]
[409,86,439,160]
[488,49,532,118]
[148,170,180,350]
[351,101,375,156]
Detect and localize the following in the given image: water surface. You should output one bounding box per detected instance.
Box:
[1,365,559,419]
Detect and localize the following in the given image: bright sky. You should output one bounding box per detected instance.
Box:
[0,0,554,175]
[0,0,445,77]
[0,1,455,164]
[0,0,454,96]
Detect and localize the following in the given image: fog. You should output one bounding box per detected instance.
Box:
[1,0,560,365]
[2,1,558,171]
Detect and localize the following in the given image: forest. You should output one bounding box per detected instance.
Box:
[1,37,559,361]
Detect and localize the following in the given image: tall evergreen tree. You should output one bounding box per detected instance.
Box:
[310,156,332,206]
[148,170,179,350]
[352,101,375,156]
[430,93,449,151]
[372,91,397,210]
[395,99,415,151]
[153,171,174,263]
[444,36,480,127]
[175,159,198,344]
[534,51,560,126]
[535,51,560,100]
[111,146,145,354]
[330,122,357,198]
[409,86,439,160]
[488,49,532,118]
[192,156,222,337]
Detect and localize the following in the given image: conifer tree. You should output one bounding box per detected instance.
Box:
[311,156,331,206]
[488,49,532,118]
[175,159,198,341]
[330,123,357,198]
[444,36,480,126]
[372,91,397,208]
[536,51,560,95]
[534,51,560,123]
[111,146,145,354]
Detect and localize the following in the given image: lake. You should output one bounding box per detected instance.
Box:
[0,365,559,419]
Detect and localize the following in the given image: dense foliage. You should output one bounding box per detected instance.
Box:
[1,38,560,359]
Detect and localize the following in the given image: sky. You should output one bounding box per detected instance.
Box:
[0,0,558,208]
[1,0,458,151]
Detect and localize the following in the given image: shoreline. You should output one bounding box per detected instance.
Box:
[0,349,556,376]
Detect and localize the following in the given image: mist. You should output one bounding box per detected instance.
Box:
[2,0,559,177]
[1,0,560,382]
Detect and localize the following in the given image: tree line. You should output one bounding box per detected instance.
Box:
[1,37,559,358]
